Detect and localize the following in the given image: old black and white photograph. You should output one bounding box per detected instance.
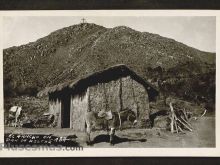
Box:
[2,14,216,151]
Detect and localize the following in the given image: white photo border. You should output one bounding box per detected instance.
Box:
[0,10,219,157]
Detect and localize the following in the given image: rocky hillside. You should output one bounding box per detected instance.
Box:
[3,23,215,110]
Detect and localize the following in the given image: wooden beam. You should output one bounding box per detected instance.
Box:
[169,102,175,133]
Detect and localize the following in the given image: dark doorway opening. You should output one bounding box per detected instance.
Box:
[61,94,71,128]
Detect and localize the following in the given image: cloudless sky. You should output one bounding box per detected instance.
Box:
[3,16,216,52]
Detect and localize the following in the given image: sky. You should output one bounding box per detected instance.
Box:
[3,16,216,52]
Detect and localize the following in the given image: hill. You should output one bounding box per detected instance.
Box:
[3,23,215,110]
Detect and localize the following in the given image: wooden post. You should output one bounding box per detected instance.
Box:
[174,115,178,133]
[118,78,123,130]
[169,102,174,133]
[183,108,188,120]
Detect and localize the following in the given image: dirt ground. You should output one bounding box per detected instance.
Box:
[4,116,215,148]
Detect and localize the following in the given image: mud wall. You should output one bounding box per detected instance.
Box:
[48,75,150,130]
[70,92,88,131]
[121,77,150,121]
[89,80,121,113]
[88,76,149,126]
[133,78,150,121]
[49,98,62,128]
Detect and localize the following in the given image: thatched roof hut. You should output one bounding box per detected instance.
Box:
[38,64,158,99]
[38,64,159,130]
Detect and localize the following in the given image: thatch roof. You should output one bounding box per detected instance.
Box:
[37,64,159,100]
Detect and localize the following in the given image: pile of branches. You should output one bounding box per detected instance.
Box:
[168,102,193,133]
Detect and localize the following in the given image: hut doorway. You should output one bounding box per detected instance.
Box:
[61,94,71,128]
